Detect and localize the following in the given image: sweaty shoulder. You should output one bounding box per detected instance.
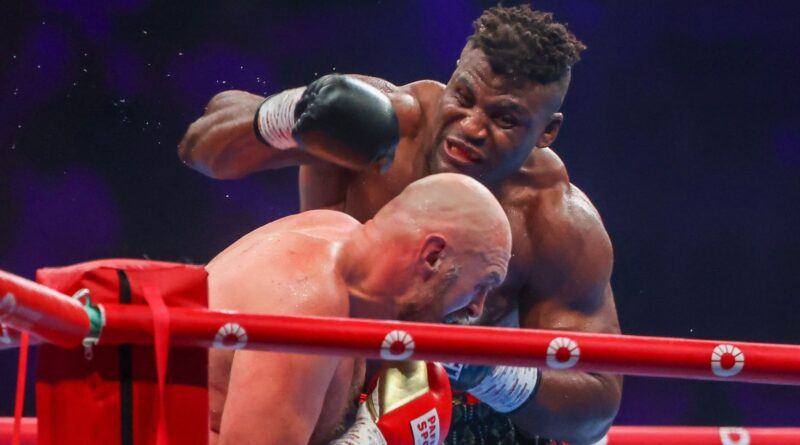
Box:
[275,209,361,232]
[519,149,613,312]
[208,210,358,318]
[346,75,442,140]
[391,80,445,139]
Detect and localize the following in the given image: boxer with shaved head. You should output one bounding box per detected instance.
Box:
[207,173,511,445]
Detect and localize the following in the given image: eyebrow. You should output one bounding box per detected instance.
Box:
[484,271,502,287]
[456,75,476,96]
[455,75,527,115]
[492,100,527,116]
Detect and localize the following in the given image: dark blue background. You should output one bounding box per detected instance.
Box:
[2,0,799,427]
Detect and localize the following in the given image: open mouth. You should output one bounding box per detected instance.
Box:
[444,137,483,164]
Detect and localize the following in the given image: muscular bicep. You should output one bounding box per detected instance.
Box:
[510,188,622,440]
[346,75,398,94]
[179,90,325,179]
[521,282,620,336]
[521,192,619,334]
[219,350,340,445]
[299,163,353,212]
[521,250,619,336]
[348,75,428,140]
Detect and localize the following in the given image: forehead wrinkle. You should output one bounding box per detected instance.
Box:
[455,59,501,95]
[476,247,510,277]
[456,68,535,115]
[491,99,527,115]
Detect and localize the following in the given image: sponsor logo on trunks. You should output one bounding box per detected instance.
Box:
[380,329,415,360]
[213,322,248,350]
[711,344,745,378]
[546,336,580,369]
[719,427,750,445]
[0,293,16,321]
[410,408,440,445]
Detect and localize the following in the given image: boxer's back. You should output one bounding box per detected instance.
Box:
[206,210,363,444]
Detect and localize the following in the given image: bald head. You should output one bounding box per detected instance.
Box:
[374,173,512,274]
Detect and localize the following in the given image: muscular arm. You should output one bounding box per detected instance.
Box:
[208,238,348,445]
[178,75,417,179]
[178,90,320,179]
[511,187,622,445]
[219,349,340,445]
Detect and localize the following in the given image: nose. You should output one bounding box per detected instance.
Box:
[460,110,488,145]
[466,290,488,318]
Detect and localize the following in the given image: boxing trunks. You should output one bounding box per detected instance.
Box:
[445,394,561,445]
[444,308,560,445]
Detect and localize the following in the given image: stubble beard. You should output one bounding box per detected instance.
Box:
[397,265,460,323]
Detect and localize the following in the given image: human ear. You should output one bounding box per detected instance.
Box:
[418,234,447,280]
[535,113,563,148]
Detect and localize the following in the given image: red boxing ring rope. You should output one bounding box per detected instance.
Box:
[2,268,800,385]
[0,270,88,347]
[3,419,800,445]
[604,426,800,444]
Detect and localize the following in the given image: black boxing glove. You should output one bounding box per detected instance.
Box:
[254,74,399,171]
[293,75,399,170]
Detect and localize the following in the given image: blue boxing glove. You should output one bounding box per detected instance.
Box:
[442,362,541,413]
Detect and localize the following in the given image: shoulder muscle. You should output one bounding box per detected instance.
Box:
[529,184,613,312]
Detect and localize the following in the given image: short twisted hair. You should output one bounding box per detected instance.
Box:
[468,5,586,84]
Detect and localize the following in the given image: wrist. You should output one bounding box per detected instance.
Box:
[442,362,492,391]
[253,87,304,149]
[331,402,387,445]
[467,366,541,413]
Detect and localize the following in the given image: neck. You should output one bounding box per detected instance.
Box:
[337,222,400,320]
